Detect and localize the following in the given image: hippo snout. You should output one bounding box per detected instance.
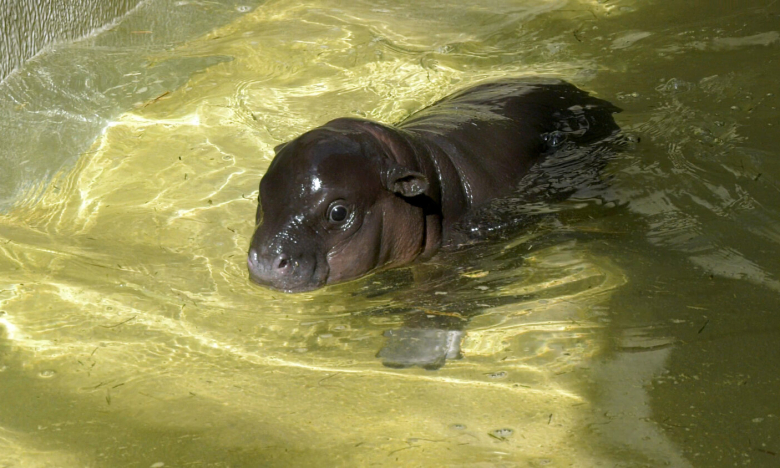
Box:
[247,245,327,293]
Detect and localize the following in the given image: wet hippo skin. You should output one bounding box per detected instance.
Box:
[248,77,620,293]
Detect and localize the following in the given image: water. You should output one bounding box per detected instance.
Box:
[1,0,779,466]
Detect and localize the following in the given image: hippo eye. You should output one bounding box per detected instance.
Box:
[327,202,350,224]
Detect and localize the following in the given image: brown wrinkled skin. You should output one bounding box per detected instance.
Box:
[247,78,620,292]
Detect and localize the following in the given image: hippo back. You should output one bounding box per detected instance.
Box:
[397,78,621,232]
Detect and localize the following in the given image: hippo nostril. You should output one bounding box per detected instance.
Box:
[274,253,291,272]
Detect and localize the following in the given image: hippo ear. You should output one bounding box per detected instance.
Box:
[347,118,429,197]
[385,165,429,198]
[273,141,289,153]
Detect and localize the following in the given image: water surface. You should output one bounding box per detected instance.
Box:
[1,0,779,466]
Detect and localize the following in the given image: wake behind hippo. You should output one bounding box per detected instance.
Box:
[248,77,621,292]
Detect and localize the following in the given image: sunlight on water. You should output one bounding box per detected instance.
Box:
[0,1,640,464]
[2,0,780,465]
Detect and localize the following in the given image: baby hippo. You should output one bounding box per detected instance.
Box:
[248,77,620,292]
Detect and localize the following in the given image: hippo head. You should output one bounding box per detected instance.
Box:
[248,118,435,293]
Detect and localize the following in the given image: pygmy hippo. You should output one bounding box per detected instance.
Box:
[248,77,620,292]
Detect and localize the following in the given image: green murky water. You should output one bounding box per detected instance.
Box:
[1,0,779,466]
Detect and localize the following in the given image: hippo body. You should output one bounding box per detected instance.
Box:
[248,78,620,292]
